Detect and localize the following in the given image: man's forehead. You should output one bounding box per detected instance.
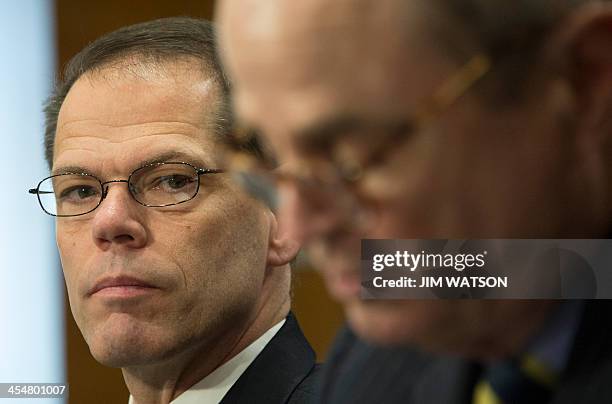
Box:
[221,0,447,102]
[224,0,415,34]
[58,62,218,128]
[221,0,436,53]
[224,0,453,136]
[53,61,225,171]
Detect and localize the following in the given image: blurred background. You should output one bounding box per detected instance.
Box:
[1,1,344,403]
[0,1,61,403]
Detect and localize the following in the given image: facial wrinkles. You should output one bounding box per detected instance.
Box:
[80,254,176,296]
[57,67,216,128]
[54,131,212,176]
[65,174,236,355]
[49,63,285,379]
[77,172,231,285]
[55,74,216,293]
[66,194,239,342]
[55,110,219,173]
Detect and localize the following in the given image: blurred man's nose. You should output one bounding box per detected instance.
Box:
[277,181,354,245]
[91,184,148,251]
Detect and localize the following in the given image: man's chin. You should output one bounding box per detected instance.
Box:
[87,331,152,368]
[342,300,464,349]
[343,300,421,346]
[325,270,362,302]
[84,318,175,368]
[92,348,145,368]
[343,300,527,359]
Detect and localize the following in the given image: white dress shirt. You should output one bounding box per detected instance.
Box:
[128,319,286,404]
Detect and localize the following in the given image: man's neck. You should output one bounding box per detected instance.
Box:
[122,294,290,404]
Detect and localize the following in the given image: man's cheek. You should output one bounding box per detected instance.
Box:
[59,251,84,305]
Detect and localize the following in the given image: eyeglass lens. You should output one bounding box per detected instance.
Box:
[37,163,201,217]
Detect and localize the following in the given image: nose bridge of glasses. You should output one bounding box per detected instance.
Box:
[100,179,131,200]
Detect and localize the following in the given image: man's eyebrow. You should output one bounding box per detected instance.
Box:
[51,151,212,177]
[292,114,410,152]
[234,116,364,154]
[292,114,414,153]
[139,151,209,168]
[51,165,95,176]
[294,115,364,151]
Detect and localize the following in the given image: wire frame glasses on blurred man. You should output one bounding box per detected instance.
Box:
[225,55,491,223]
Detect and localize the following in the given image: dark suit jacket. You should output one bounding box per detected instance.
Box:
[220,312,320,404]
[321,300,612,404]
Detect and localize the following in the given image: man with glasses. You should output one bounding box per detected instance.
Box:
[217,0,612,402]
[29,17,319,404]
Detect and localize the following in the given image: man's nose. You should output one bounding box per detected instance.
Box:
[91,183,148,251]
[276,182,352,246]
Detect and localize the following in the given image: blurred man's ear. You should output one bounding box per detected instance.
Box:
[564,4,612,118]
[544,3,612,126]
[266,210,301,267]
[544,3,612,224]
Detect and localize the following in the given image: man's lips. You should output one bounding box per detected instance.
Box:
[88,275,158,297]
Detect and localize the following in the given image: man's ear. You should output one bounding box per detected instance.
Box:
[544,3,612,224]
[266,210,301,267]
[546,3,612,122]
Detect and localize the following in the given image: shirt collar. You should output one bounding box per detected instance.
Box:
[128,318,286,404]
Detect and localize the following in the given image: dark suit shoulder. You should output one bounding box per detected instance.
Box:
[286,363,322,404]
[553,300,612,404]
[221,312,321,404]
[321,326,440,404]
[322,301,612,404]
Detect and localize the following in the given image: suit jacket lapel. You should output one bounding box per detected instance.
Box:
[552,300,612,404]
[412,358,480,404]
[220,312,317,404]
[419,301,612,404]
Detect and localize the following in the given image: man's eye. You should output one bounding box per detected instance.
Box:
[59,186,99,202]
[153,175,195,192]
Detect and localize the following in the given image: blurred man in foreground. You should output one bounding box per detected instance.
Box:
[218,0,612,402]
[29,17,318,404]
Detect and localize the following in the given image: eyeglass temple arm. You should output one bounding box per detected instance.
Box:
[28,189,54,194]
[414,54,491,128]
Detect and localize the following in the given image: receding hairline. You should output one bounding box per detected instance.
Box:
[66,53,225,109]
[80,52,218,82]
[43,17,243,169]
[53,54,228,152]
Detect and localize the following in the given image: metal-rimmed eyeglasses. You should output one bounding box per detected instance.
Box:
[28,161,224,217]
